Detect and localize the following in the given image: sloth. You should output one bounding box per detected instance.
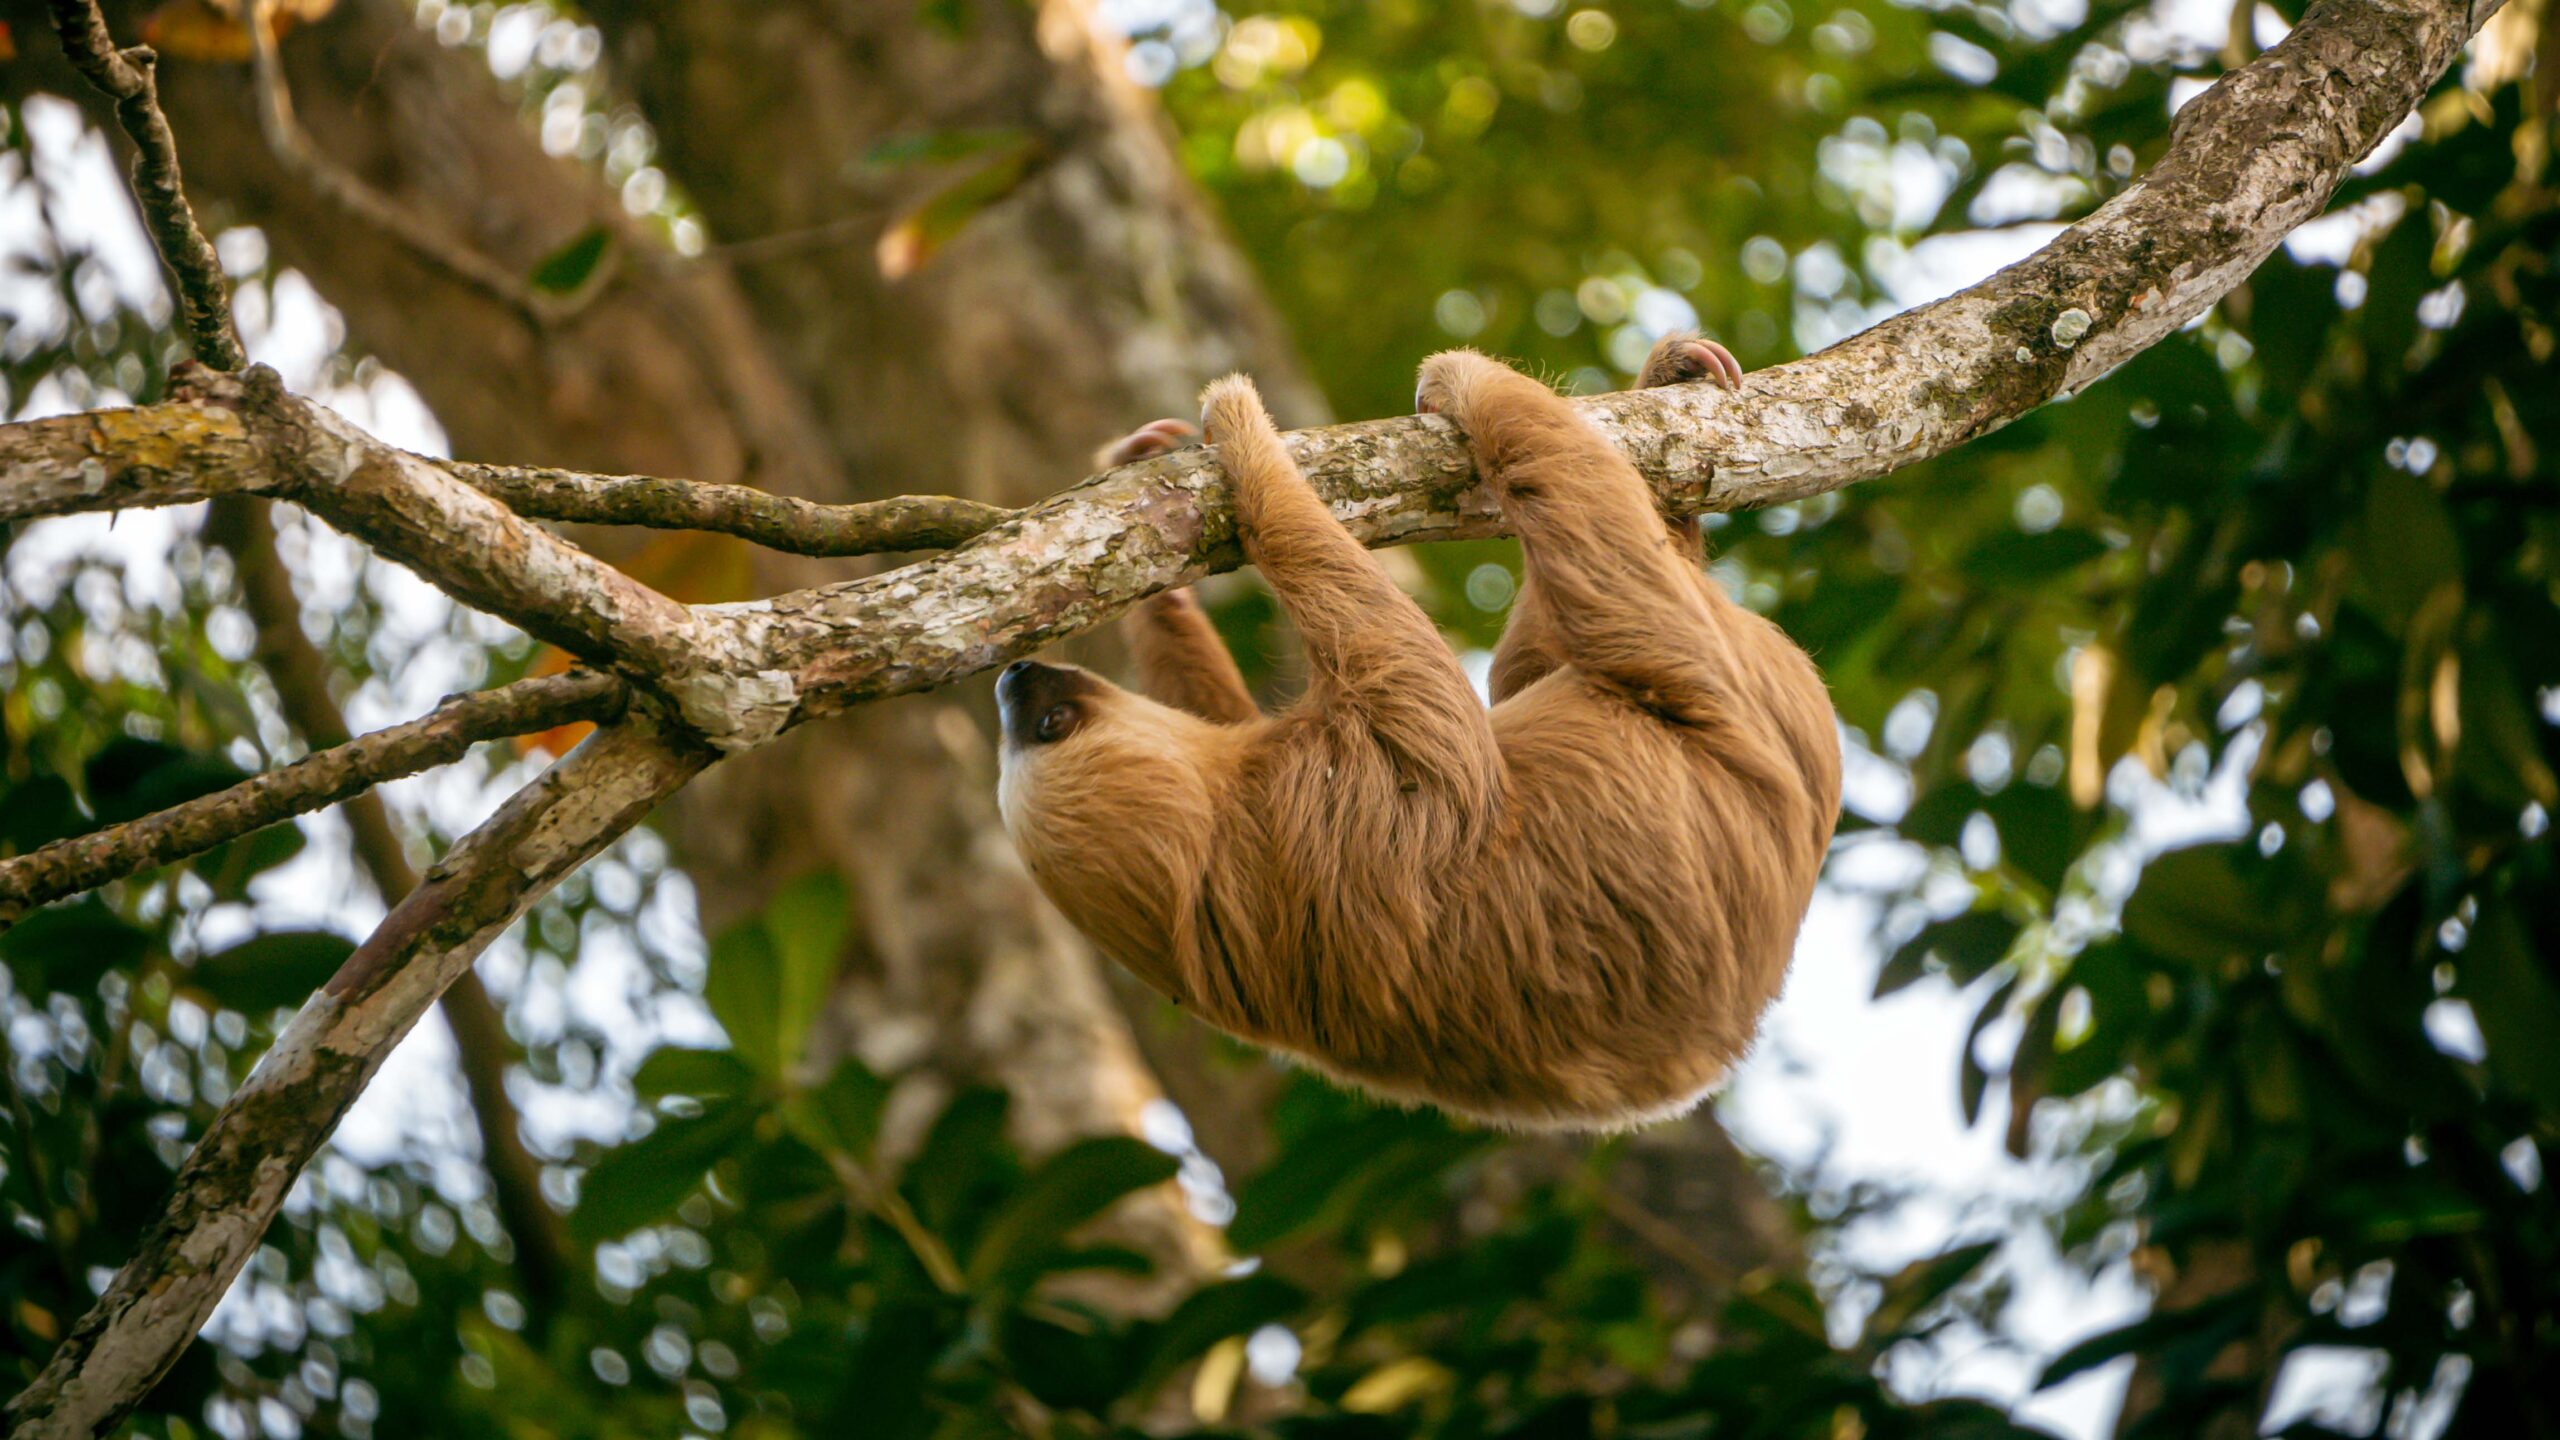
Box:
[996,336,1839,1130]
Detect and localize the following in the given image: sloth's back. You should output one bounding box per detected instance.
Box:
[1228,645,1838,1131]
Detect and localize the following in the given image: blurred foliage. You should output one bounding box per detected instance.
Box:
[4,0,2559,1437]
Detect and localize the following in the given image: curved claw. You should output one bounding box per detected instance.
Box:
[1095,417,1200,469]
[1640,335,1744,391]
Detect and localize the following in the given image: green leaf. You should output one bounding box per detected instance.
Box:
[571,1097,764,1244]
[1879,909,2020,998]
[2036,1292,2254,1389]
[0,775,82,852]
[187,929,352,1013]
[765,871,852,1078]
[0,897,151,994]
[874,137,1045,279]
[631,1046,760,1102]
[2120,843,2310,966]
[1958,527,2110,586]
[966,1136,1179,1288]
[783,1057,891,1160]
[190,820,306,901]
[84,738,244,827]
[528,225,612,296]
[1959,972,2019,1125]
[1985,781,2079,894]
[1000,1312,1125,1411]
[2457,897,2560,1112]
[703,920,786,1077]
[1864,1239,1999,1343]
[861,127,1026,169]
[2348,468,2463,629]
[903,1086,1016,1244]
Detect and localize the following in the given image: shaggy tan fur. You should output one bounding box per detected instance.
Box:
[996,338,1840,1130]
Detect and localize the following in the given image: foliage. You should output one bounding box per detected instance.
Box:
[2,1,2556,1437]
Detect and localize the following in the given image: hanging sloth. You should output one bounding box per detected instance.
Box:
[997,336,1839,1131]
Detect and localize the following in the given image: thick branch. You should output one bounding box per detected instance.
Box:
[0,0,2494,750]
[43,0,243,369]
[745,0,2494,721]
[0,671,622,925]
[1,720,712,1440]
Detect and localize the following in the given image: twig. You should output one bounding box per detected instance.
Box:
[44,0,243,369]
[447,461,1016,556]
[0,408,1010,561]
[245,0,571,327]
[1593,1182,1741,1295]
[0,671,625,926]
[700,212,883,268]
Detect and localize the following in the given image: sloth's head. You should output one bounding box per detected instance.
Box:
[994,660,1227,970]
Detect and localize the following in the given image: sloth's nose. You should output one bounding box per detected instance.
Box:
[1002,660,1032,679]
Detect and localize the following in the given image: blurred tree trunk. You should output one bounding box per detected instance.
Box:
[2,0,1240,1290]
[4,0,1801,1316]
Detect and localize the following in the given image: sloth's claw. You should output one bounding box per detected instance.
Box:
[1639,335,1744,391]
[1097,417,1199,469]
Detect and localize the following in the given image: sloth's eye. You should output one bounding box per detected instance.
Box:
[1036,703,1078,743]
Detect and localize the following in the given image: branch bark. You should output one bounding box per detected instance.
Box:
[202,497,582,1330]
[41,0,242,369]
[0,670,621,922]
[1,720,713,1440]
[4,0,2486,739]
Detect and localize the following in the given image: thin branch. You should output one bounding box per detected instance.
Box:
[179,364,714,692]
[0,671,623,925]
[1,720,712,1440]
[446,460,1015,556]
[245,0,573,327]
[44,0,243,369]
[698,211,883,267]
[0,410,1008,561]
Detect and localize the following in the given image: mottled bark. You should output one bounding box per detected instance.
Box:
[0,668,618,919]
[3,721,713,1440]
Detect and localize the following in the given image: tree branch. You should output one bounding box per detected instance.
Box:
[744,0,2497,723]
[42,0,244,369]
[0,670,622,925]
[202,497,582,1329]
[243,0,569,327]
[445,461,1015,556]
[0,0,2499,752]
[1,720,713,1440]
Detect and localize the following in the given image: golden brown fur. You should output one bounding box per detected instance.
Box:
[997,338,1840,1130]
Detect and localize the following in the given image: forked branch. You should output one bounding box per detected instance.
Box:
[0,671,625,924]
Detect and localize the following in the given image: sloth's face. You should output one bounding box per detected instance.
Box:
[994,660,1211,836]
[995,659,1105,752]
